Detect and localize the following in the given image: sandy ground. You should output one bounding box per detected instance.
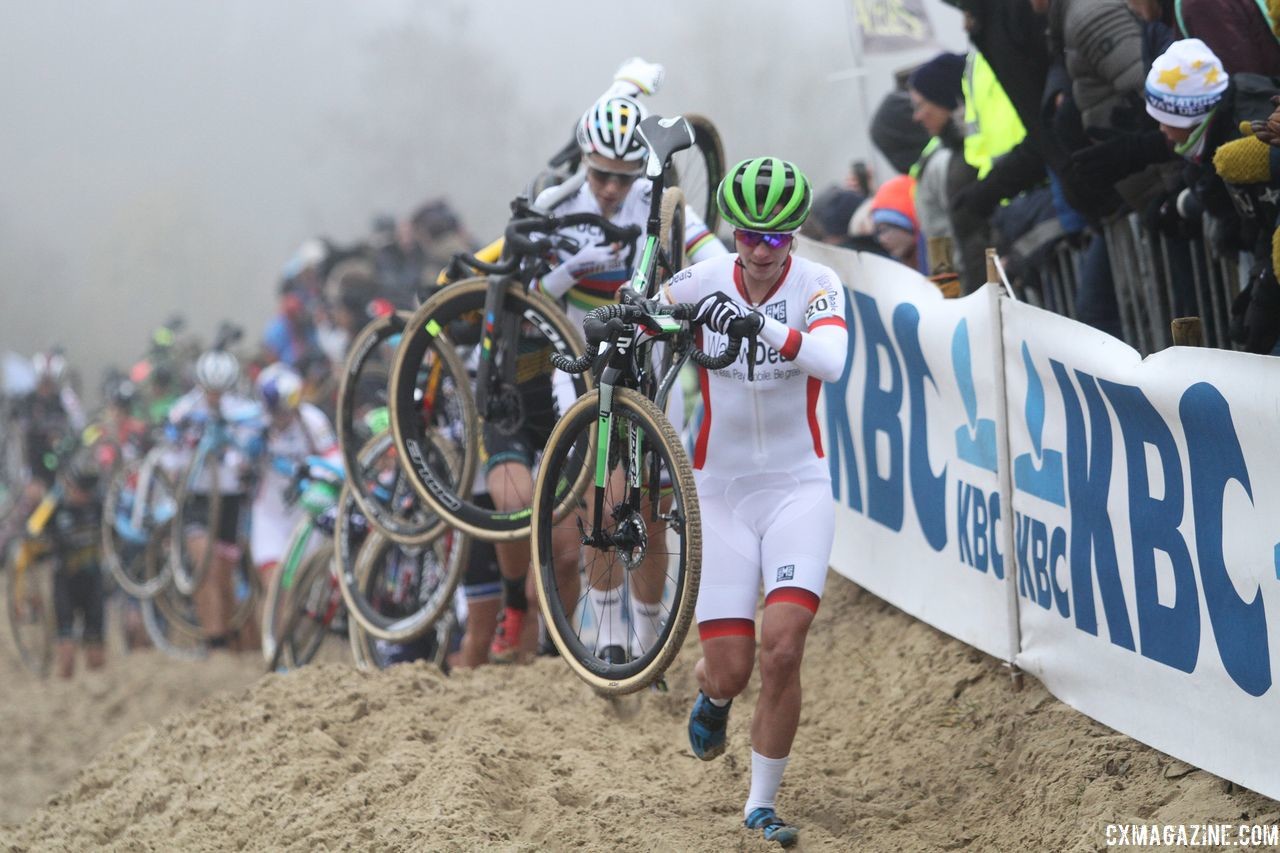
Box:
[1,574,1276,852]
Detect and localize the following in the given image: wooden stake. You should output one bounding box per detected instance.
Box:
[1170,316,1204,347]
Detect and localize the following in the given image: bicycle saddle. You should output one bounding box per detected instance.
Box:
[636,115,694,175]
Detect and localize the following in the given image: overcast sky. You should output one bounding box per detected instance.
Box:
[0,0,966,391]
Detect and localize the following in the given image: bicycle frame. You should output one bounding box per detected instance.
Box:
[583,117,697,536]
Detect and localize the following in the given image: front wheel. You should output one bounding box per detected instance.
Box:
[531,388,700,695]
[7,556,55,677]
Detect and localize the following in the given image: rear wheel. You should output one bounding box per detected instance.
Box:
[334,482,468,643]
[259,519,323,664]
[337,311,472,545]
[7,555,55,677]
[657,186,687,285]
[666,114,724,236]
[102,453,176,599]
[531,388,700,695]
[390,278,589,541]
[273,542,342,670]
[168,455,222,597]
[150,536,259,642]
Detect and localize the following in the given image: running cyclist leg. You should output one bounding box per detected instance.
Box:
[453,493,503,669]
[486,457,538,662]
[743,475,832,838]
[688,478,758,758]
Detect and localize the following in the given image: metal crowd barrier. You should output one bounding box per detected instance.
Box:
[1031,214,1244,356]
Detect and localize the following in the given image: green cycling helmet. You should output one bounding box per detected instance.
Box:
[716,157,812,232]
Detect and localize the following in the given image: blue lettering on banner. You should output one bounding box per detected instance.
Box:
[1036,360,1272,697]
[1099,379,1199,674]
[1052,361,1135,651]
[826,296,862,511]
[858,292,905,533]
[1179,383,1270,696]
[956,479,1004,578]
[1014,344,1065,506]
[893,303,947,551]
[1014,511,1070,617]
[951,319,998,472]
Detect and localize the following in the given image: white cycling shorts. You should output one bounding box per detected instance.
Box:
[251,487,304,569]
[693,469,833,634]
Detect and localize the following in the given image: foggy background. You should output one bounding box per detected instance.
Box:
[0,0,966,396]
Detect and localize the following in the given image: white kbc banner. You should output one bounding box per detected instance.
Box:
[1002,299,1280,802]
[801,240,1015,662]
[800,237,1280,801]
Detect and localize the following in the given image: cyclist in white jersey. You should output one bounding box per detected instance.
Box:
[164,349,265,649]
[249,363,338,582]
[485,88,728,663]
[663,157,847,848]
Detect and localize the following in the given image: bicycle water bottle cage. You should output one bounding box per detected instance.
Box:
[635,115,694,176]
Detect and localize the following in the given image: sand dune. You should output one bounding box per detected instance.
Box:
[2,574,1275,851]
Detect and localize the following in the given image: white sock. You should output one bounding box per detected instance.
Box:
[744,750,790,818]
[708,695,730,708]
[627,598,663,655]
[588,586,625,652]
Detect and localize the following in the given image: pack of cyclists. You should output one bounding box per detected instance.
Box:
[1,56,848,848]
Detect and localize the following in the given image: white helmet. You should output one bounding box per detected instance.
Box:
[32,350,68,385]
[256,362,303,413]
[575,95,649,163]
[195,350,240,393]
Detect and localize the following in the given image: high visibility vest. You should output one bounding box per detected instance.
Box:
[961,51,1027,179]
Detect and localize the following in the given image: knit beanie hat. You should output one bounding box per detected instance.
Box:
[1144,39,1229,128]
[909,52,966,111]
[871,91,931,174]
[870,175,919,233]
[812,186,866,239]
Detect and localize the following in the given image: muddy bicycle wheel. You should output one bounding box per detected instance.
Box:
[390,278,590,541]
[272,542,341,670]
[337,310,473,545]
[7,555,55,677]
[101,452,176,599]
[336,488,467,643]
[531,388,700,695]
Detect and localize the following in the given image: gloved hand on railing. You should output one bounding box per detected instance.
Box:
[1143,191,1201,241]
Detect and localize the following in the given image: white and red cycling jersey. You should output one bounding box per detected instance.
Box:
[663,252,849,628]
[251,402,338,569]
[534,175,726,327]
[664,253,847,479]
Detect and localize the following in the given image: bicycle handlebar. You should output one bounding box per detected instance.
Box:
[504,213,640,260]
[549,302,745,376]
[446,210,641,281]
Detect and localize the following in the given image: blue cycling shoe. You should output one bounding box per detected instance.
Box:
[687,691,731,760]
[744,808,799,848]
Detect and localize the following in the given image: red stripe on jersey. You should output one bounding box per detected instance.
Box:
[808,316,847,332]
[694,328,711,470]
[733,256,793,306]
[807,376,823,458]
[765,587,821,614]
[698,618,756,640]
[779,328,802,361]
